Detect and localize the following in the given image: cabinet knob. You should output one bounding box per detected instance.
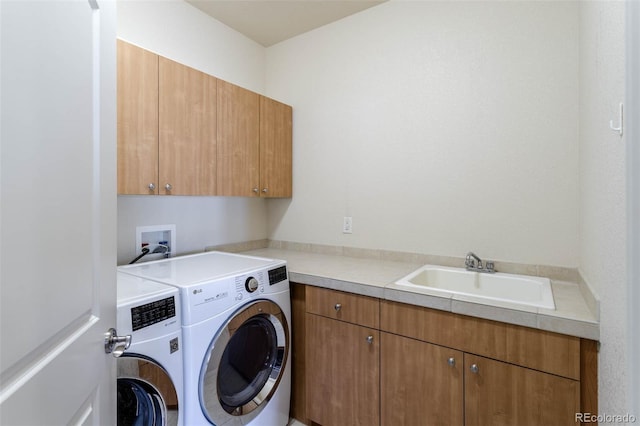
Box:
[262,188,268,193]
[165,183,172,191]
[366,335,374,344]
[334,303,342,312]
[148,183,156,191]
[447,357,456,367]
[470,364,479,374]
[253,188,259,193]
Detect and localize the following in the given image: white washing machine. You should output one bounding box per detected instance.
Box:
[119,251,291,426]
[117,272,184,426]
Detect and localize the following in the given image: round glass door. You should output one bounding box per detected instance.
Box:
[117,355,179,426]
[200,300,289,425]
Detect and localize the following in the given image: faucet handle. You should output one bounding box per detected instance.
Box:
[485,262,495,273]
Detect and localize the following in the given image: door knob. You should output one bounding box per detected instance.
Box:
[104,328,131,358]
[366,335,374,344]
[148,183,156,191]
[334,303,342,312]
[448,357,456,367]
[165,183,172,191]
[470,364,479,374]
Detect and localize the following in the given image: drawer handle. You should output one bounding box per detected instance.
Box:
[366,335,374,345]
[447,357,456,367]
[470,364,479,374]
[334,303,342,312]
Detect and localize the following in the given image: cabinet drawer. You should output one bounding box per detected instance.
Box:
[306,286,379,329]
[504,324,580,380]
[381,300,580,379]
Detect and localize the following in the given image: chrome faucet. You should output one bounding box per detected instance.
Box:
[465,252,496,273]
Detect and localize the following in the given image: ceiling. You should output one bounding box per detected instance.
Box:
[186,0,386,47]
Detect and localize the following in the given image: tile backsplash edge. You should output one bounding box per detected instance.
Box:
[577,272,601,321]
[267,240,579,280]
[205,239,269,253]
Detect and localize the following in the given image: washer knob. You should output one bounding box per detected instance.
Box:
[245,277,259,293]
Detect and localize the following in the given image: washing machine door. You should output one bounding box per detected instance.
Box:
[200,299,289,425]
[117,355,179,426]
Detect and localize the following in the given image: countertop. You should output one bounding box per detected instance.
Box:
[242,247,600,340]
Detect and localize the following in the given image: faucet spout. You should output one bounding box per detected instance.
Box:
[464,251,495,273]
[465,252,482,269]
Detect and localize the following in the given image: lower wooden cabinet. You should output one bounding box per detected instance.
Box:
[299,285,595,426]
[464,354,580,426]
[381,333,463,426]
[306,313,379,426]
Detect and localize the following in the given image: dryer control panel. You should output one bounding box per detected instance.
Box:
[131,296,176,331]
[268,266,288,286]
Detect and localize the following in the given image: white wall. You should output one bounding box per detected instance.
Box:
[578,1,629,417]
[116,0,268,264]
[265,0,580,267]
[117,0,265,91]
[627,0,640,414]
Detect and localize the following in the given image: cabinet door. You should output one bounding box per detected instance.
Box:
[306,314,379,426]
[217,80,260,196]
[117,40,158,195]
[159,57,217,195]
[259,96,292,197]
[381,333,463,426]
[465,354,580,426]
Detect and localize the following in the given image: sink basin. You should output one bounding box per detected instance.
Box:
[395,265,555,310]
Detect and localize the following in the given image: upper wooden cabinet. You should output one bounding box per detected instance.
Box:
[217,80,292,197]
[217,80,260,197]
[117,40,217,195]
[158,57,217,195]
[117,40,159,195]
[260,96,293,198]
[117,39,291,197]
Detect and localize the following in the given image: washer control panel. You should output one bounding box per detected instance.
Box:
[234,269,268,300]
[245,277,259,293]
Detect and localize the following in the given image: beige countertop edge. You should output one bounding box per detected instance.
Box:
[244,248,600,341]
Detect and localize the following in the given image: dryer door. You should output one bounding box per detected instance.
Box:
[117,355,179,426]
[200,300,289,425]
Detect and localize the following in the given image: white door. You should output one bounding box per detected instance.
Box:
[0,0,117,424]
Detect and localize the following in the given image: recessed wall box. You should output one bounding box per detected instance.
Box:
[135,224,176,263]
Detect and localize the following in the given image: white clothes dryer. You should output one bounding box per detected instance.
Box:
[119,252,291,426]
[117,272,184,426]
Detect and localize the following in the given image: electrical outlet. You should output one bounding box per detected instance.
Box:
[343,216,353,234]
